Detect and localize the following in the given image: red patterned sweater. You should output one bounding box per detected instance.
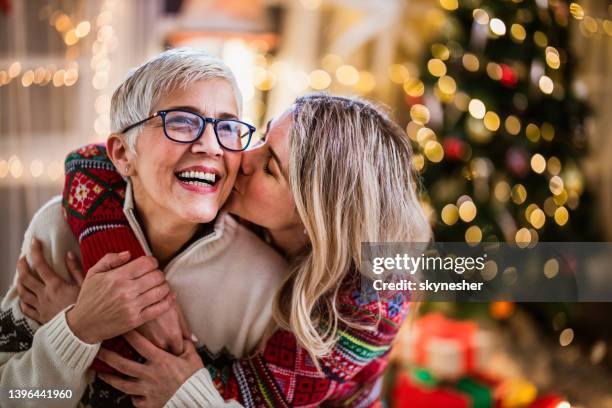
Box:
[63,144,410,408]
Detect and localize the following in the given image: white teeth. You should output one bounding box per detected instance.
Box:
[185,180,209,187]
[177,170,217,183]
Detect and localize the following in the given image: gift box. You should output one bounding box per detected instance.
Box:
[406,313,493,380]
[391,368,539,408]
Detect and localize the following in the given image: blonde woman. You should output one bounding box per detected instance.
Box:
[19,93,431,407]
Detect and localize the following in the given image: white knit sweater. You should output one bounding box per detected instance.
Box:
[0,185,287,407]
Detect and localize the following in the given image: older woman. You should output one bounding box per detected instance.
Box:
[19,94,431,407]
[0,48,286,407]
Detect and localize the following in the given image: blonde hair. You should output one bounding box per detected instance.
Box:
[110,47,242,153]
[272,93,431,365]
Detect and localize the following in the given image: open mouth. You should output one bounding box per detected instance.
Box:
[175,170,220,188]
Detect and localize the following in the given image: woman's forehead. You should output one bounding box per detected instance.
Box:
[156,78,238,115]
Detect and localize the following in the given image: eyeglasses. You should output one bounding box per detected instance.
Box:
[121,109,257,152]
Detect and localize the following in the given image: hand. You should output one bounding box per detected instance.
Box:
[16,238,84,324]
[136,301,193,355]
[66,252,173,344]
[97,330,204,408]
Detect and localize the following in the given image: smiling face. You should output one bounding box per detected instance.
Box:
[224,109,300,231]
[121,78,241,227]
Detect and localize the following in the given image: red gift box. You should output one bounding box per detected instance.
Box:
[406,313,493,380]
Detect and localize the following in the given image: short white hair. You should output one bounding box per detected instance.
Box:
[110,47,242,153]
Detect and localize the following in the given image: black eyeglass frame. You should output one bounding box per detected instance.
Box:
[120,108,257,152]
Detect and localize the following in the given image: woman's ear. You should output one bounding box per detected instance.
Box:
[107,134,133,176]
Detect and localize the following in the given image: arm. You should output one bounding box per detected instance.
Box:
[1,199,175,407]
[98,281,409,407]
[1,250,175,408]
[0,201,100,407]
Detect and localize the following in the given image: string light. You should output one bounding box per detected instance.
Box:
[21,70,34,87]
[511,184,527,204]
[559,328,574,346]
[510,24,527,42]
[439,0,458,11]
[441,204,459,225]
[569,3,584,20]
[515,228,531,247]
[539,75,554,94]
[309,69,331,90]
[554,206,569,226]
[355,71,376,93]
[465,225,482,243]
[531,154,546,174]
[403,78,424,97]
[526,123,541,142]
[321,54,342,72]
[30,159,44,178]
[458,200,477,222]
[388,64,410,84]
[8,62,21,78]
[424,140,444,163]
[437,75,457,94]
[335,65,359,86]
[494,181,511,202]
[489,18,507,36]
[8,156,23,179]
[473,9,489,25]
[431,43,450,60]
[412,154,425,172]
[462,53,480,72]
[483,111,500,131]
[427,58,447,77]
[549,176,564,195]
[544,258,559,279]
[91,0,117,140]
[410,104,430,125]
[505,115,521,135]
[468,99,486,119]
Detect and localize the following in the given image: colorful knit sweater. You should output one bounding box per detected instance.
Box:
[63,144,410,407]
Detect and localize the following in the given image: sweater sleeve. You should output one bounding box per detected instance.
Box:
[0,198,100,407]
[167,281,409,408]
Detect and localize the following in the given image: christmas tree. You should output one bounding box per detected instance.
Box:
[405,0,595,243]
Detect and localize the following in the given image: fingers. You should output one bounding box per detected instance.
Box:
[139,295,173,326]
[65,251,84,286]
[17,258,44,293]
[97,348,147,379]
[16,282,37,306]
[19,301,40,322]
[137,282,170,309]
[30,238,61,284]
[181,338,197,356]
[98,373,143,396]
[123,330,166,361]
[120,256,159,280]
[175,300,196,342]
[133,269,165,295]
[167,331,184,356]
[89,251,132,274]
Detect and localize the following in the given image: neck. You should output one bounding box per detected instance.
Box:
[132,185,199,267]
[140,212,199,267]
[268,225,309,258]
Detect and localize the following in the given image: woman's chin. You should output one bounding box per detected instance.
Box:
[179,207,219,224]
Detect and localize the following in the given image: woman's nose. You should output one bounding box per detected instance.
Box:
[191,123,223,156]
